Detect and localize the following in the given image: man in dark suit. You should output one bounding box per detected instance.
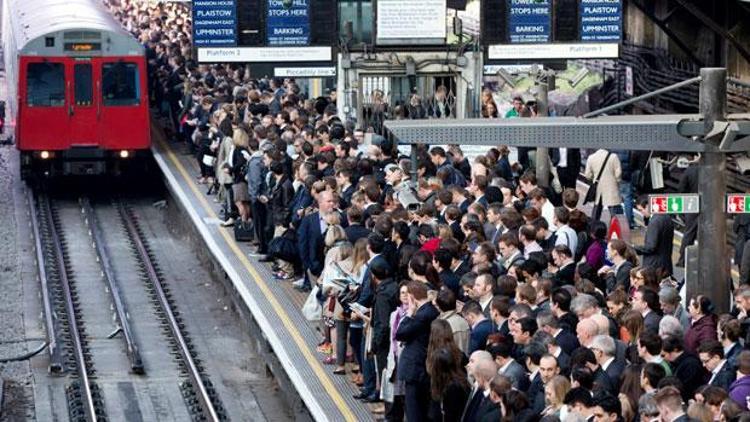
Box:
[344,206,370,244]
[662,335,708,401]
[396,281,440,422]
[574,347,616,395]
[635,194,675,277]
[698,341,736,391]
[463,301,494,354]
[537,311,580,356]
[523,342,551,415]
[462,351,497,422]
[633,287,663,334]
[295,191,337,290]
[552,245,576,286]
[552,147,581,190]
[591,335,625,389]
[599,239,633,294]
[490,339,528,391]
[434,248,461,297]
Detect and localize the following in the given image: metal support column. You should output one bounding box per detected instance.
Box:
[535,75,555,188]
[696,67,730,312]
[410,144,418,185]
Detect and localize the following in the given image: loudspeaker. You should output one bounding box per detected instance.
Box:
[448,0,468,10]
[481,0,507,45]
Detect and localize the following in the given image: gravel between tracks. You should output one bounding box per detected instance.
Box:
[0,146,35,421]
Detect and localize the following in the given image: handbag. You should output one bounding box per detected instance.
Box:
[584,152,612,204]
[202,154,217,167]
[302,285,323,321]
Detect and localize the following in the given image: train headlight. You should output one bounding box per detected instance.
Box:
[40,151,50,159]
[119,150,130,159]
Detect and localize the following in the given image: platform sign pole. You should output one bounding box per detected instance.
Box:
[535,75,555,188]
[697,68,729,313]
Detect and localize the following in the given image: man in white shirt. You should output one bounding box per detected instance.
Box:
[552,207,577,253]
[519,225,543,259]
[528,188,557,231]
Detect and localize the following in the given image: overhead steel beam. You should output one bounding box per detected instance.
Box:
[629,0,705,67]
[672,0,750,66]
[385,115,709,151]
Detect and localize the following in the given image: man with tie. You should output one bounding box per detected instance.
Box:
[295,190,336,291]
[698,340,736,391]
[461,350,497,422]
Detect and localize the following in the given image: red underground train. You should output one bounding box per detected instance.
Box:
[2,0,150,177]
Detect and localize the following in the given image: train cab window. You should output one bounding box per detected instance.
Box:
[102,62,139,106]
[27,63,65,107]
[74,64,93,106]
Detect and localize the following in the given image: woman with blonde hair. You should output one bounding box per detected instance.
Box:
[541,375,570,418]
[319,221,353,366]
[342,238,370,382]
[222,128,251,226]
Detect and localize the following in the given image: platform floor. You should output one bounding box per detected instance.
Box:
[151,130,375,422]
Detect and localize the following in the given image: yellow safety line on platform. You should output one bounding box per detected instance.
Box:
[158,138,358,422]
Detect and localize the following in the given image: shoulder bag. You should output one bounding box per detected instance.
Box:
[583,152,612,204]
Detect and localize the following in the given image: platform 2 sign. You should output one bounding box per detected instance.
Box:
[508,0,551,44]
[192,0,238,47]
[266,0,311,46]
[580,0,622,42]
[649,194,700,215]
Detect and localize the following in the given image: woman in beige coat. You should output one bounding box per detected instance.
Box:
[584,148,623,221]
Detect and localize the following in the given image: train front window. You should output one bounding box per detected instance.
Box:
[74,64,93,106]
[27,63,65,107]
[102,62,139,106]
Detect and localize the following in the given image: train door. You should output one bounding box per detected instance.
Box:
[95,58,148,150]
[68,61,98,146]
[18,58,69,150]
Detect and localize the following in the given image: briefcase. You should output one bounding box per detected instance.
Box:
[234,220,254,242]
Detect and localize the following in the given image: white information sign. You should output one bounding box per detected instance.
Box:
[376,0,447,41]
[197,46,332,63]
[488,42,619,60]
[274,67,336,77]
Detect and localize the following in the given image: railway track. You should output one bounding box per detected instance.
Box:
[29,191,227,421]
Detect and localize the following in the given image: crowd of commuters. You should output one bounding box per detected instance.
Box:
[104,1,750,421]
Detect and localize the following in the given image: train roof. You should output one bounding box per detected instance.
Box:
[5,0,140,53]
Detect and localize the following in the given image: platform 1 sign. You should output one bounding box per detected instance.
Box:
[727,194,750,213]
[649,194,700,215]
[192,0,237,47]
[508,0,551,43]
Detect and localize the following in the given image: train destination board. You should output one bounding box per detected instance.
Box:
[580,0,622,42]
[266,0,311,46]
[508,0,551,44]
[192,0,238,47]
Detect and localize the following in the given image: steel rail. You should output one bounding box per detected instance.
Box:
[80,198,144,374]
[117,202,220,422]
[38,194,98,422]
[27,189,63,373]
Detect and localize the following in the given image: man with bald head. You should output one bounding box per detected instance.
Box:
[296,190,338,291]
[576,318,598,348]
[463,351,497,422]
